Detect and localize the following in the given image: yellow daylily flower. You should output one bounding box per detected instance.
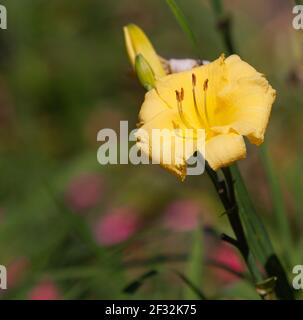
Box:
[123,24,166,79]
[135,54,276,180]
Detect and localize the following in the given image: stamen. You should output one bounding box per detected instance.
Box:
[203,79,209,91]
[192,73,197,86]
[175,88,194,129]
[180,87,184,100]
[203,79,209,124]
[192,73,204,127]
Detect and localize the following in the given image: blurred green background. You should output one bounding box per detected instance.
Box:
[0,0,302,299]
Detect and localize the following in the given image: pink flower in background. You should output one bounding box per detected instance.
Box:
[7,257,29,288]
[94,207,140,246]
[28,280,60,300]
[209,242,245,284]
[163,200,200,232]
[65,173,104,212]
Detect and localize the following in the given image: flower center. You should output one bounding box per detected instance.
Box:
[192,73,210,128]
[175,88,195,130]
[175,73,210,130]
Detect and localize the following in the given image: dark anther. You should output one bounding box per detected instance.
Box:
[180,87,184,100]
[192,73,197,87]
[203,79,209,91]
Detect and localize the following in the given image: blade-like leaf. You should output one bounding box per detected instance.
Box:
[259,143,293,264]
[166,0,200,56]
[230,165,274,258]
[230,164,294,300]
[184,226,204,299]
[174,270,206,300]
[123,270,158,294]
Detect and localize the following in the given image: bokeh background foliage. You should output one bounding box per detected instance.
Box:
[0,0,302,299]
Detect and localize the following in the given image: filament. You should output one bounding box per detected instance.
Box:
[175,88,195,130]
[192,73,205,127]
[203,79,209,125]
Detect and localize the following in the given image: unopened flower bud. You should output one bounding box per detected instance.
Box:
[135,54,156,91]
[123,24,166,78]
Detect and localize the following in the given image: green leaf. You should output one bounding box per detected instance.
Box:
[166,0,200,56]
[123,270,158,294]
[259,144,293,264]
[174,270,206,300]
[230,165,274,261]
[184,226,204,299]
[230,164,294,300]
[221,280,261,300]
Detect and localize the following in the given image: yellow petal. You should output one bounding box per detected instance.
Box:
[123,24,166,78]
[213,55,276,145]
[224,54,259,79]
[205,133,246,170]
[138,89,168,125]
[136,107,204,180]
[136,109,185,180]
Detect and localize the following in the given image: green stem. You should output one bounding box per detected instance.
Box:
[211,2,292,256]
[205,164,263,287]
[210,0,236,55]
[209,0,294,300]
[211,0,223,16]
[206,163,295,299]
[221,167,263,283]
